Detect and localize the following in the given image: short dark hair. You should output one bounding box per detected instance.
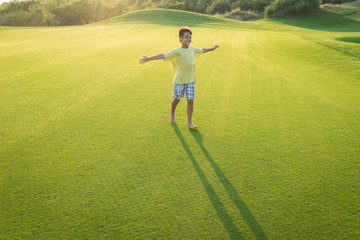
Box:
[178,27,192,37]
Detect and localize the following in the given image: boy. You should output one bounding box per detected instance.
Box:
[139,27,219,129]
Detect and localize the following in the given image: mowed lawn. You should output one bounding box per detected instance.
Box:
[1,9,359,239]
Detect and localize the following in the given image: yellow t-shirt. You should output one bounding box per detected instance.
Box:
[164,46,203,84]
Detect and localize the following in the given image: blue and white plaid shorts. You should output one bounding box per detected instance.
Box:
[172,82,195,100]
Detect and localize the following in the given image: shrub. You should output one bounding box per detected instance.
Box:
[27,4,56,26]
[220,7,263,20]
[207,0,232,14]
[265,0,320,17]
[321,0,357,4]
[233,0,274,13]
[193,2,207,13]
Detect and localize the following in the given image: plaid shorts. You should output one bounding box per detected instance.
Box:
[172,82,195,100]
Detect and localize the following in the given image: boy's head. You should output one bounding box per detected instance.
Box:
[178,27,192,38]
[178,27,192,47]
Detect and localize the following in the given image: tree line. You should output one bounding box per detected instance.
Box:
[0,0,130,26]
[0,0,348,26]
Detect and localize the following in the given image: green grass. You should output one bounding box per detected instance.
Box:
[259,12,360,58]
[1,9,359,239]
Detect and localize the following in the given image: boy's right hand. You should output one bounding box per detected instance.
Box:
[139,56,149,65]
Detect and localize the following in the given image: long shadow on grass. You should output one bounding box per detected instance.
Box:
[190,130,269,240]
[171,124,244,240]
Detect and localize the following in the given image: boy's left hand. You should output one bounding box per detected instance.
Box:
[139,56,149,65]
[202,45,220,53]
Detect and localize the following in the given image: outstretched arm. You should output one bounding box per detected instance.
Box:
[139,54,165,64]
[202,45,219,53]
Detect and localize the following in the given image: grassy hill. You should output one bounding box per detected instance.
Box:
[321,0,360,20]
[1,9,359,239]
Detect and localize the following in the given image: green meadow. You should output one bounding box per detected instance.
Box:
[1,9,359,239]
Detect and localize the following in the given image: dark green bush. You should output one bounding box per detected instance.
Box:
[265,0,319,17]
[207,0,232,14]
[233,0,274,12]
[321,0,357,4]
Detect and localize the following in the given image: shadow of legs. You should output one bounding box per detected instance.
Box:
[172,125,244,240]
[190,129,268,240]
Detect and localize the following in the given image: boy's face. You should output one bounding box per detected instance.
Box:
[179,32,192,48]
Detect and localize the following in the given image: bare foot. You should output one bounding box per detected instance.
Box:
[187,122,198,129]
[170,113,176,124]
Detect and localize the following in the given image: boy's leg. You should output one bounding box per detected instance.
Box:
[187,99,197,128]
[171,83,185,124]
[186,82,197,128]
[170,98,180,124]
